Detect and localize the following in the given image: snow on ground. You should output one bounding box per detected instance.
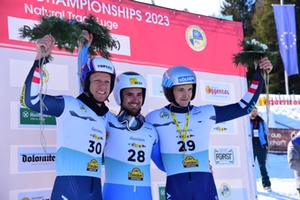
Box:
[254,153,299,200]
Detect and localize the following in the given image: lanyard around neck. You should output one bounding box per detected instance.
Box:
[171,112,190,158]
[251,117,258,129]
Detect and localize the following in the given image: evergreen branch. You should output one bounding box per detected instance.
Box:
[75,14,117,59]
[232,37,277,68]
[19,14,116,60]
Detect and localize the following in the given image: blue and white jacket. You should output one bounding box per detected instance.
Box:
[250,116,269,146]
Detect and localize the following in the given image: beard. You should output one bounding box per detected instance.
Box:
[121,106,141,116]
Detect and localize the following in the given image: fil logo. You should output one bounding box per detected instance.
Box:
[178,76,194,83]
[185,25,207,52]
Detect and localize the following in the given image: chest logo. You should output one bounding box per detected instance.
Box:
[159,111,169,119]
[91,133,104,140]
[182,156,199,168]
[87,159,98,172]
[79,104,87,113]
[128,167,144,181]
[128,142,146,148]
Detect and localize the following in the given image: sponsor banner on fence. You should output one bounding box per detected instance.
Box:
[268,128,300,153]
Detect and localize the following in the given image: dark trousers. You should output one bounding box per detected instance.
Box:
[166,172,218,200]
[51,176,102,200]
[253,142,271,187]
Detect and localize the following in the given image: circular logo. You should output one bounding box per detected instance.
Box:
[205,86,211,94]
[258,96,267,106]
[80,104,87,113]
[159,111,169,119]
[22,111,29,118]
[280,32,297,49]
[220,183,231,197]
[41,68,49,83]
[186,25,207,51]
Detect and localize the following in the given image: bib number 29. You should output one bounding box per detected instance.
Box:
[178,140,195,152]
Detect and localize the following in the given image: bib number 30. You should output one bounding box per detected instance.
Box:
[88,140,102,155]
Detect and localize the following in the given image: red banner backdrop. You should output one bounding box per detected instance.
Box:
[0,0,245,76]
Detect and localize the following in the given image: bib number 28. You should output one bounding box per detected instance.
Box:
[128,149,145,163]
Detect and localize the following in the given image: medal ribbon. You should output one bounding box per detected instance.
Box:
[171,112,190,159]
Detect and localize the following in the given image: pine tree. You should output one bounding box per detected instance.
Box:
[221,0,256,36]
[252,0,300,94]
[221,0,300,94]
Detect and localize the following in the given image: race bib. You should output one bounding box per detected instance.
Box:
[253,129,259,137]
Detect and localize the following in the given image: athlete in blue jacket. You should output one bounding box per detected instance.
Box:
[250,107,271,191]
[20,34,116,200]
[145,59,273,200]
[102,72,165,200]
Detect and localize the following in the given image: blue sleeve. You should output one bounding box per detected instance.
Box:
[20,59,65,117]
[78,43,89,72]
[151,140,165,172]
[78,43,89,93]
[215,67,264,123]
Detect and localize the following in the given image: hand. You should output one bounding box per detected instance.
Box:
[263,145,269,150]
[35,35,55,60]
[254,57,273,73]
[80,30,93,47]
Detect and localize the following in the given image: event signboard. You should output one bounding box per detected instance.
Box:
[0,0,258,200]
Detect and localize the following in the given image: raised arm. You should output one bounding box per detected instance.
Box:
[77,30,93,93]
[78,31,92,71]
[215,57,273,123]
[20,35,64,117]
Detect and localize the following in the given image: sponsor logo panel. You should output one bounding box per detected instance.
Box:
[10,58,69,90]
[20,107,56,127]
[200,80,233,102]
[10,189,51,200]
[215,179,245,200]
[211,121,236,135]
[10,145,56,174]
[147,75,164,97]
[210,146,240,167]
